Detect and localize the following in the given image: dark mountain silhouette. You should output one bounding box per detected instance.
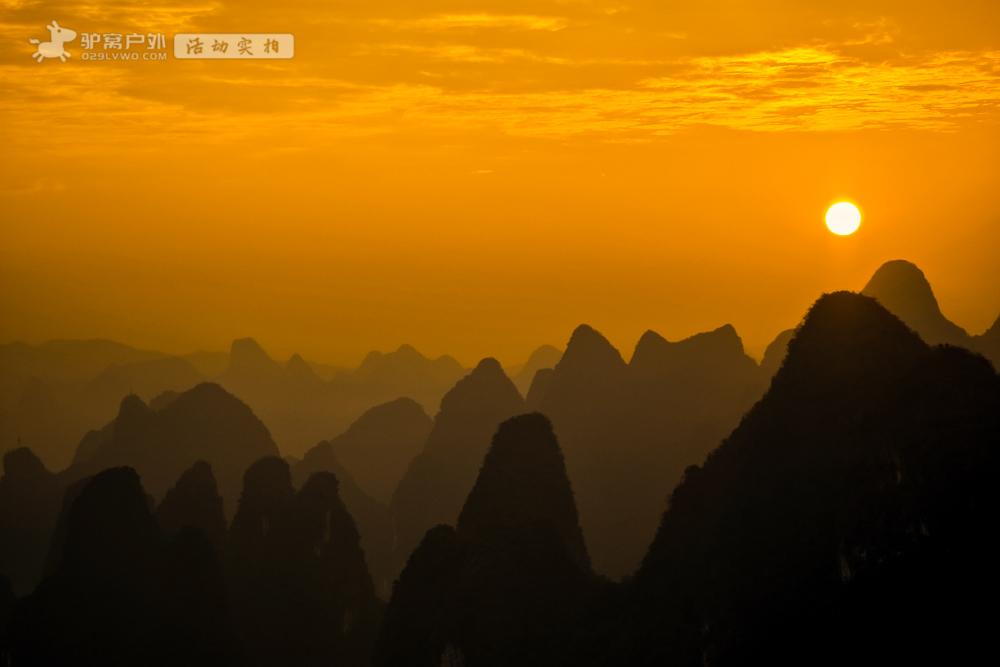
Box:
[456,413,590,570]
[376,413,598,667]
[66,382,279,513]
[861,259,970,346]
[227,457,381,667]
[759,260,1000,375]
[292,442,395,597]
[390,359,525,576]
[534,322,766,578]
[0,448,62,595]
[0,574,11,664]
[510,345,562,395]
[617,291,1000,665]
[9,467,240,666]
[325,398,432,505]
[155,461,227,552]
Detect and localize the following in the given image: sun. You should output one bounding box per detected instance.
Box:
[825,202,862,236]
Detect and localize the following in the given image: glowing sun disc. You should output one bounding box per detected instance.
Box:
[825,202,862,236]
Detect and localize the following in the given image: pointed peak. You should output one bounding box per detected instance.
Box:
[394,343,425,359]
[562,324,625,370]
[458,413,589,570]
[116,393,152,422]
[286,353,320,381]
[438,357,523,416]
[230,337,270,359]
[776,292,927,387]
[523,344,562,366]
[861,260,968,345]
[472,356,504,376]
[173,460,216,489]
[3,446,51,479]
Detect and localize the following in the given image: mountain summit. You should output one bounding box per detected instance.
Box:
[861,259,969,346]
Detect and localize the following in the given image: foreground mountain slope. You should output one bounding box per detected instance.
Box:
[377,414,598,667]
[621,291,1000,665]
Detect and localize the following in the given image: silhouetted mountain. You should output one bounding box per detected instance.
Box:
[286,353,324,387]
[760,327,795,378]
[227,457,381,667]
[862,259,970,345]
[66,383,279,513]
[216,339,465,458]
[10,467,240,666]
[390,359,525,576]
[353,345,464,397]
[510,345,562,395]
[325,398,432,504]
[524,366,554,406]
[293,442,395,597]
[535,322,766,578]
[0,574,11,664]
[0,340,204,469]
[376,413,597,667]
[620,292,1000,665]
[457,413,589,570]
[0,448,62,595]
[156,461,227,552]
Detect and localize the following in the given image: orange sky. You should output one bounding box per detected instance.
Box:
[1,1,999,366]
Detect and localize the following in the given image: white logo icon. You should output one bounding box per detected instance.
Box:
[29,21,77,63]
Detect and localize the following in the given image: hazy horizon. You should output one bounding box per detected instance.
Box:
[2,2,999,367]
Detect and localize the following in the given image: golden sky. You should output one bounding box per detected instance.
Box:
[1,1,999,366]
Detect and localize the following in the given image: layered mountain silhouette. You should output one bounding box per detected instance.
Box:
[0,340,204,469]
[217,339,465,458]
[9,467,241,666]
[289,397,432,595]
[0,336,465,469]
[322,398,432,505]
[761,259,1000,378]
[509,345,562,396]
[615,292,1000,665]
[531,322,767,577]
[390,359,525,576]
[67,383,279,512]
[227,457,381,667]
[861,259,971,345]
[292,441,395,597]
[376,413,598,667]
